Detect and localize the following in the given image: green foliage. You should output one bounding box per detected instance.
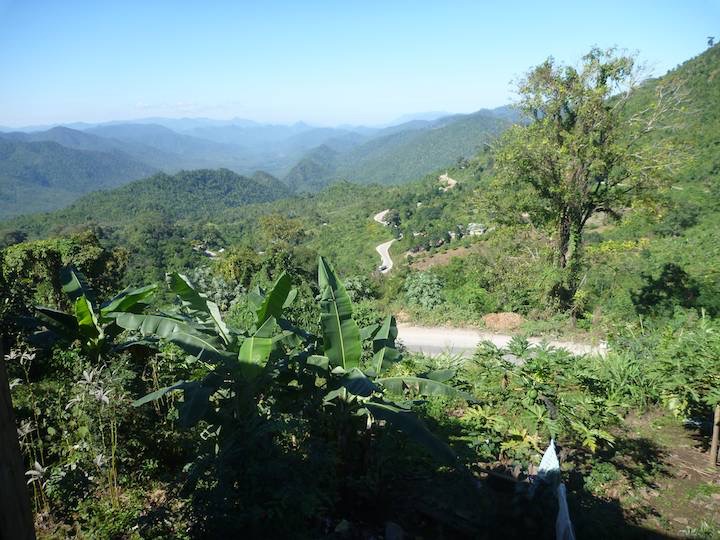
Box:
[458,344,620,460]
[404,271,444,309]
[34,265,156,360]
[343,274,378,303]
[58,169,287,226]
[285,111,511,191]
[216,245,260,288]
[635,314,720,415]
[445,282,498,315]
[584,461,621,496]
[185,264,244,312]
[492,47,681,308]
[318,256,362,369]
[632,263,702,318]
[6,250,720,537]
[0,232,130,340]
[629,43,720,189]
[108,256,471,534]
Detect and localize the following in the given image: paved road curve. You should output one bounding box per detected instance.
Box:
[375,239,396,274]
[373,209,390,225]
[373,209,395,273]
[396,324,607,358]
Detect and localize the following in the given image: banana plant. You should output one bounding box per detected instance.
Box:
[116,271,301,425]
[127,258,472,470]
[34,265,156,360]
[314,256,472,464]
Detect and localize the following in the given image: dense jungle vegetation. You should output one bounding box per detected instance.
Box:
[1,44,720,539]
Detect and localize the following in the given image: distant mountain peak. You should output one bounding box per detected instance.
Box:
[386,111,453,126]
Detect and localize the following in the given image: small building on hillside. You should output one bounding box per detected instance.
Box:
[467,223,487,236]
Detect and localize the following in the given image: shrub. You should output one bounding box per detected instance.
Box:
[344,275,378,303]
[445,282,499,314]
[404,271,444,309]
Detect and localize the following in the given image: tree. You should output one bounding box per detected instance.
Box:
[493,48,684,308]
[1,232,128,311]
[384,209,401,228]
[0,229,27,249]
[217,245,260,288]
[258,214,305,246]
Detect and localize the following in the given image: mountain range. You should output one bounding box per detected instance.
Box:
[2,44,718,282]
[0,138,156,218]
[0,106,518,218]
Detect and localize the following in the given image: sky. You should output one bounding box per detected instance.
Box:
[0,0,718,127]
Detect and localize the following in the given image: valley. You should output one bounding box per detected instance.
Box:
[0,107,513,219]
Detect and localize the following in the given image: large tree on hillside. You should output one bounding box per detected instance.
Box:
[493,47,684,308]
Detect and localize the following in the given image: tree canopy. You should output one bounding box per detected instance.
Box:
[492,47,684,306]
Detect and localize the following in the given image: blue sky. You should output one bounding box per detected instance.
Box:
[0,0,718,127]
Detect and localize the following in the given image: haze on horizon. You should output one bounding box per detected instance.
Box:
[0,0,717,128]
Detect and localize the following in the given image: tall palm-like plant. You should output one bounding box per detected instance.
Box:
[122,258,472,487]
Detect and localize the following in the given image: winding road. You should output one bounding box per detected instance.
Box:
[375,239,396,274]
[373,209,395,274]
[371,208,605,357]
[373,209,390,226]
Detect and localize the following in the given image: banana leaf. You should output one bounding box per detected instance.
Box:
[74,296,101,340]
[255,272,293,326]
[282,288,298,309]
[360,323,380,341]
[60,265,96,306]
[132,379,215,428]
[177,382,215,428]
[167,272,231,345]
[248,286,265,308]
[100,284,157,316]
[115,312,229,363]
[307,355,329,371]
[34,306,79,340]
[133,380,190,406]
[318,256,361,370]
[426,369,456,383]
[237,317,277,380]
[377,376,473,401]
[366,315,401,374]
[341,368,378,397]
[238,337,273,381]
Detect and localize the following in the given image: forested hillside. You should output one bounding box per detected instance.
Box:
[7,168,286,231]
[0,139,155,218]
[285,110,512,191]
[1,107,516,219]
[649,42,720,186]
[3,45,719,312]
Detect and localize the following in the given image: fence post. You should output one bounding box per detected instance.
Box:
[0,341,36,540]
[711,404,720,467]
